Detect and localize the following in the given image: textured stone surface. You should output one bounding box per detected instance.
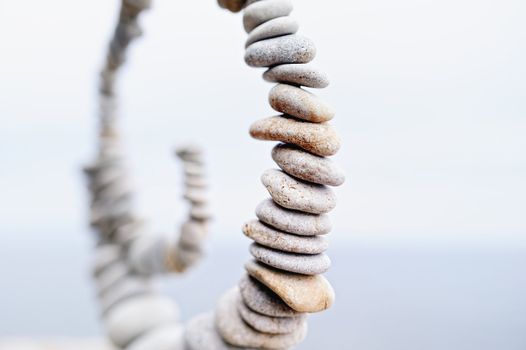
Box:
[250,115,341,157]
[217,0,246,13]
[261,169,337,214]
[215,288,307,349]
[245,35,316,67]
[239,275,302,317]
[243,220,328,254]
[237,297,306,335]
[272,143,345,186]
[245,260,335,313]
[105,295,179,348]
[263,63,330,88]
[269,84,334,123]
[127,324,184,350]
[185,313,246,350]
[250,243,331,275]
[243,0,293,33]
[246,16,299,47]
[256,199,331,236]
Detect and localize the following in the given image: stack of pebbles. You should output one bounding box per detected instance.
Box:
[185,0,345,349]
[84,1,211,350]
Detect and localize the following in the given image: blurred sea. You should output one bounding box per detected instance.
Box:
[0,232,525,350]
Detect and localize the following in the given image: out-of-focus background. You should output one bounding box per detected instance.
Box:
[0,0,525,349]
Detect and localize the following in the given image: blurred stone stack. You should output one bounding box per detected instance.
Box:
[83,1,211,349]
[184,1,345,349]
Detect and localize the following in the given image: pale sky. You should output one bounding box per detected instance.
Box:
[0,0,525,245]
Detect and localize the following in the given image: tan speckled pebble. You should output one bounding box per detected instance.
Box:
[245,260,335,313]
[261,169,336,214]
[237,297,307,335]
[249,115,340,156]
[215,288,307,349]
[256,199,332,236]
[243,0,293,33]
[269,84,334,123]
[263,63,330,88]
[245,35,316,68]
[243,220,328,254]
[239,275,302,317]
[272,143,345,186]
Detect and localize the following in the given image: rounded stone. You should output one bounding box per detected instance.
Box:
[261,169,337,214]
[243,0,293,33]
[105,295,179,348]
[272,143,345,186]
[96,261,129,296]
[185,313,250,350]
[245,260,335,313]
[243,220,328,254]
[250,243,331,275]
[215,288,307,349]
[237,297,306,335]
[245,16,299,47]
[256,199,331,236]
[127,324,185,350]
[93,244,121,277]
[269,84,334,123]
[217,0,246,13]
[128,235,169,275]
[184,188,207,203]
[239,275,302,317]
[184,164,204,177]
[249,115,341,157]
[100,277,154,315]
[178,220,208,249]
[263,63,330,88]
[190,203,212,221]
[245,35,316,68]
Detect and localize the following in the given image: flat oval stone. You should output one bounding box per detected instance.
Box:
[245,16,299,47]
[261,169,336,214]
[105,295,179,348]
[263,63,330,88]
[245,35,316,68]
[243,220,328,254]
[239,275,302,317]
[272,143,345,186]
[269,84,334,123]
[249,115,341,157]
[185,313,247,350]
[256,199,331,236]
[190,203,212,221]
[127,324,184,350]
[250,243,331,275]
[215,288,307,349]
[178,220,207,249]
[93,244,121,277]
[245,260,335,313]
[100,277,154,315]
[237,297,306,335]
[96,261,129,296]
[183,188,207,203]
[217,0,246,13]
[243,0,293,33]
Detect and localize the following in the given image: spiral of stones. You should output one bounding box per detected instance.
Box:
[84,1,211,349]
[184,1,345,349]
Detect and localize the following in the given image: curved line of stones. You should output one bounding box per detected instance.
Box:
[185,1,345,350]
[84,1,211,349]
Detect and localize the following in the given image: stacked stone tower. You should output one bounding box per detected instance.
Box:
[185,0,345,349]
